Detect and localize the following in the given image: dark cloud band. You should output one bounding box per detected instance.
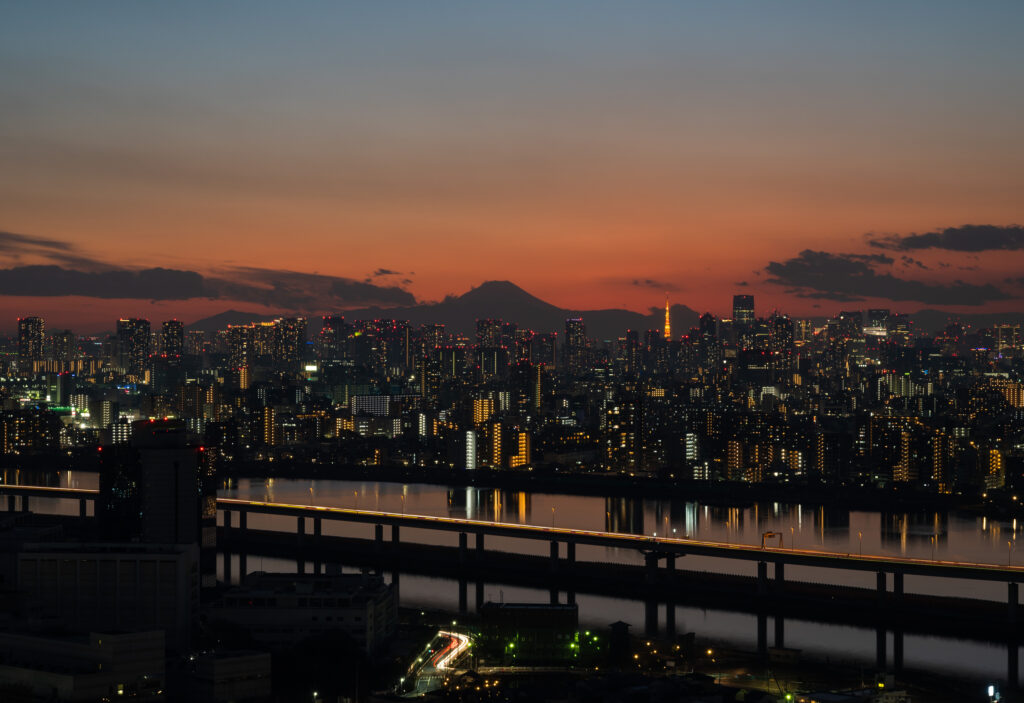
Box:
[0,229,416,309]
[764,249,1007,306]
[869,224,1024,252]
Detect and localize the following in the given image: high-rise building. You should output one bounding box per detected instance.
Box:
[184,330,205,356]
[117,318,151,379]
[564,318,586,375]
[865,309,890,338]
[227,325,255,369]
[50,329,77,361]
[465,430,477,470]
[262,407,279,447]
[732,295,754,327]
[699,313,716,340]
[18,316,44,362]
[161,319,184,356]
[134,420,202,545]
[994,324,1021,355]
[318,315,348,361]
[533,333,557,369]
[473,397,495,425]
[274,317,306,367]
[476,319,503,348]
[421,324,446,360]
[621,330,640,376]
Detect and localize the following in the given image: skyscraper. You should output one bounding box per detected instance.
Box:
[732,295,755,326]
[699,313,717,340]
[476,319,503,348]
[318,315,348,361]
[117,318,151,379]
[18,316,44,362]
[274,317,307,367]
[161,319,184,356]
[227,324,254,369]
[564,317,586,376]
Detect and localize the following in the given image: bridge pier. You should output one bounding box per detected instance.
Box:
[774,615,785,649]
[388,524,400,582]
[893,570,904,598]
[79,498,87,518]
[566,541,577,604]
[664,553,675,634]
[893,629,903,672]
[476,532,484,554]
[757,611,768,657]
[645,599,658,638]
[6,495,14,512]
[1009,640,1019,691]
[757,561,768,596]
[20,495,28,512]
[239,510,247,531]
[1011,584,1021,691]
[550,541,559,573]
[374,524,384,575]
[476,580,485,611]
[876,571,886,599]
[311,518,322,574]
[459,532,468,566]
[224,552,233,585]
[224,510,232,529]
[876,627,887,670]
[645,552,659,584]
[775,561,784,590]
[458,578,468,614]
[1010,582,1019,624]
[239,551,247,580]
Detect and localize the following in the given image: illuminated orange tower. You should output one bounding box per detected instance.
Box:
[663,294,671,340]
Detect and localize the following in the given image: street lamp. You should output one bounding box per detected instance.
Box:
[858,530,863,557]
[790,526,795,549]
[931,535,937,562]
[551,506,556,527]
[401,494,406,515]
[1009,540,1014,567]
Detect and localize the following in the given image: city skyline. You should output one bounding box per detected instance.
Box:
[2,2,1024,329]
[5,4,1024,698]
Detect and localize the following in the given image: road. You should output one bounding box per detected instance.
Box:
[400,629,472,697]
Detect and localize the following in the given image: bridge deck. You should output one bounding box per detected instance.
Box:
[217,498,1024,582]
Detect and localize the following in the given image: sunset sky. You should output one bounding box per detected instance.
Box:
[2,2,1023,332]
